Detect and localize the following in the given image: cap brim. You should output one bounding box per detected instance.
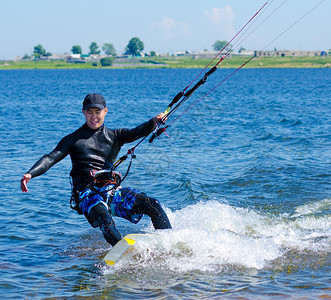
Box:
[83,104,106,110]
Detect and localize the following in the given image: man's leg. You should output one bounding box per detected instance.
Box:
[88,204,122,246]
[131,193,172,229]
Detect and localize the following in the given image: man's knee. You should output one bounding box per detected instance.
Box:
[132,194,162,216]
[89,204,122,246]
[132,194,172,229]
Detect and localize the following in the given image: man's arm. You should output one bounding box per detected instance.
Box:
[20,135,72,192]
[119,113,166,144]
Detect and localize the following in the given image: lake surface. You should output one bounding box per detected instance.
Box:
[0,68,330,298]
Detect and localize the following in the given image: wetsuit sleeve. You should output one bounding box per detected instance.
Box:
[118,118,155,144]
[27,135,72,178]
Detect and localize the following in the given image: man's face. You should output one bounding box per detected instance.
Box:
[82,107,108,130]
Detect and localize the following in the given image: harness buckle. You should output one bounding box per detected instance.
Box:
[90,169,122,187]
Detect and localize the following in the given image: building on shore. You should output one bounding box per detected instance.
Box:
[14,53,68,61]
[191,50,231,59]
[174,50,231,59]
[254,50,328,57]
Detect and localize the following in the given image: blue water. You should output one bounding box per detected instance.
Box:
[1,68,330,298]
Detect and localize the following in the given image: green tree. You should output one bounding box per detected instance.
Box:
[212,40,232,52]
[89,42,100,55]
[33,44,46,57]
[150,51,156,57]
[102,43,116,56]
[125,37,144,57]
[100,57,114,67]
[71,45,82,54]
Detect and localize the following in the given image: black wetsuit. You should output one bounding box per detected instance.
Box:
[27,119,171,245]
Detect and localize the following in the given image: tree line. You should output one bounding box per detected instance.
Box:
[28,38,237,60]
[30,37,147,59]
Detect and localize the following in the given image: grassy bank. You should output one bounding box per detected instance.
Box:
[0,55,330,69]
[141,55,331,68]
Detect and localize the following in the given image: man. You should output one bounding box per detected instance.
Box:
[20,93,172,246]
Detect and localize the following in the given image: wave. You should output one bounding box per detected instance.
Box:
[103,198,330,274]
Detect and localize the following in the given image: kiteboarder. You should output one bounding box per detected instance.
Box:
[20,93,172,246]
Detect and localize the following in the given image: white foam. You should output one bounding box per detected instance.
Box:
[104,199,330,273]
[292,198,330,217]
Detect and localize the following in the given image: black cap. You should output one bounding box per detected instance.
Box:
[83,93,107,110]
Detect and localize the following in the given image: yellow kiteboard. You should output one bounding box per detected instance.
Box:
[103,233,157,266]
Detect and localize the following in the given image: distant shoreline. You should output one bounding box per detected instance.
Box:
[0,56,330,69]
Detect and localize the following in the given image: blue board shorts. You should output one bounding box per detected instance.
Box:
[78,184,144,224]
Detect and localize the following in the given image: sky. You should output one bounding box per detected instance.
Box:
[1,0,330,60]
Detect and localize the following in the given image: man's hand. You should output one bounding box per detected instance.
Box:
[153,112,167,126]
[21,173,32,193]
